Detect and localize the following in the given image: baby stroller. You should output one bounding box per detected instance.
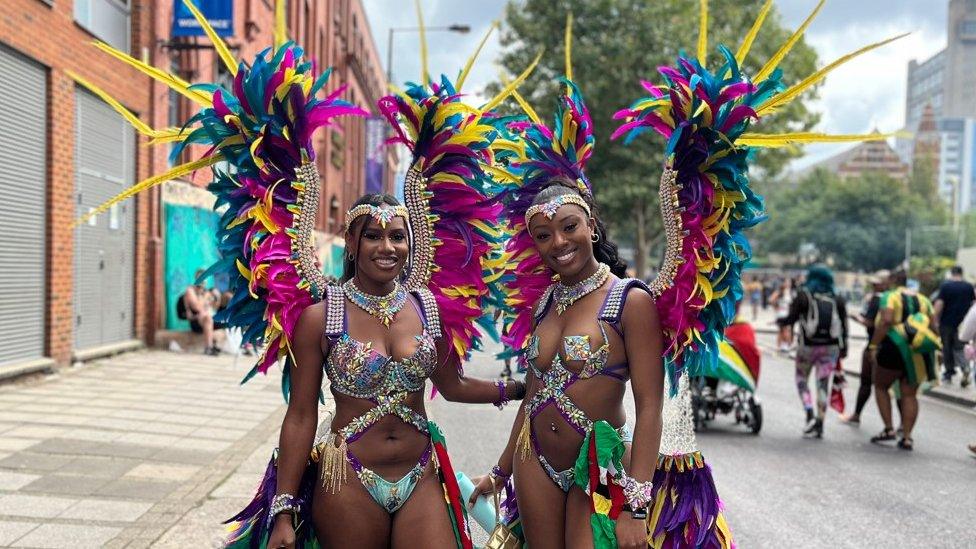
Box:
[691,318,763,434]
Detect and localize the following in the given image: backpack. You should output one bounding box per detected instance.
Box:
[176,295,188,320]
[799,289,841,345]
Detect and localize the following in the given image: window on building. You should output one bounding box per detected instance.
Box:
[961,20,976,38]
[75,0,130,51]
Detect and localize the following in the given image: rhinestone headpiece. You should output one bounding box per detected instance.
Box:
[344,204,409,232]
[524,194,591,226]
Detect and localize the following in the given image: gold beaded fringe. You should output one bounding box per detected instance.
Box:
[318,434,348,494]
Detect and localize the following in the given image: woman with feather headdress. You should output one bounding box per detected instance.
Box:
[469,1,904,547]
[68,1,540,546]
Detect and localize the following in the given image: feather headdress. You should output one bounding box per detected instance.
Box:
[495,14,597,362]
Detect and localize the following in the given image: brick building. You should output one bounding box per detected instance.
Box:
[0,0,392,375]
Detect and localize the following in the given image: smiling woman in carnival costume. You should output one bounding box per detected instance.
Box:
[68,1,543,547]
[471,1,904,547]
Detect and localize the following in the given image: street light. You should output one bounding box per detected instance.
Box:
[386,24,472,85]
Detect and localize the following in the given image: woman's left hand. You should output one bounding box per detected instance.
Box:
[615,512,648,548]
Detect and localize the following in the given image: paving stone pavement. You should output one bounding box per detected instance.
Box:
[0,350,292,548]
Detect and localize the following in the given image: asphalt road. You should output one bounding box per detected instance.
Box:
[426,333,976,548]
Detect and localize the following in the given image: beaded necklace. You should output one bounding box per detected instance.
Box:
[553,263,610,315]
[342,279,407,328]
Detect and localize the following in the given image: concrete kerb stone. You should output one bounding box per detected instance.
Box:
[106,402,286,546]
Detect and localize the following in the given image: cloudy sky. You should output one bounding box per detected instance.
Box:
[363,0,949,169]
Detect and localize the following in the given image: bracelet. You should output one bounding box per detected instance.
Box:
[488,464,511,488]
[512,380,527,400]
[268,493,300,527]
[620,476,654,511]
[493,379,509,410]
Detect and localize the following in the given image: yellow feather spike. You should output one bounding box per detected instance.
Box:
[274,0,287,49]
[415,0,429,84]
[697,0,709,66]
[757,32,910,116]
[74,154,224,227]
[734,0,772,66]
[457,21,498,91]
[482,51,543,113]
[736,131,907,148]
[755,0,824,83]
[146,128,189,145]
[91,41,212,107]
[181,0,238,77]
[565,12,574,83]
[498,70,542,125]
[67,70,189,146]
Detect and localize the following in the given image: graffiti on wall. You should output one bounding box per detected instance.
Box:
[164,203,223,330]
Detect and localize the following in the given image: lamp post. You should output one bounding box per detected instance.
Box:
[386,24,471,85]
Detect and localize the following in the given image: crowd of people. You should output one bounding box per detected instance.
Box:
[771,264,976,457]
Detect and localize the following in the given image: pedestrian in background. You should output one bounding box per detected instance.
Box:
[778,265,849,438]
[867,270,940,451]
[747,276,762,320]
[933,266,974,387]
[772,277,796,353]
[841,270,890,425]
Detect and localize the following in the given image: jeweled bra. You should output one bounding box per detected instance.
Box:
[323,285,441,399]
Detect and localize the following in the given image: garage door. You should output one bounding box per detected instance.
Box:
[0,45,47,367]
[74,87,135,350]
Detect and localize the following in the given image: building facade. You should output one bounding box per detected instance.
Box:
[0,0,391,373]
[806,138,911,183]
[901,0,976,170]
[938,117,976,213]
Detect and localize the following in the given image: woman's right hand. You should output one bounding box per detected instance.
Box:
[267,515,296,549]
[467,474,499,508]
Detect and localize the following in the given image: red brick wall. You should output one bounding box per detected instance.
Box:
[0,0,154,365]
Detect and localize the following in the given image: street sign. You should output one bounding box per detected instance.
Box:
[172,0,234,38]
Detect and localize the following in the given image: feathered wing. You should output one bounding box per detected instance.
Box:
[377,14,538,368]
[613,2,904,547]
[613,0,904,388]
[378,78,501,365]
[75,37,366,397]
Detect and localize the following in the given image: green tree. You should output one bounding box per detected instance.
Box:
[762,170,950,271]
[493,0,820,277]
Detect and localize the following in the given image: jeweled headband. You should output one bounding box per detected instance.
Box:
[524,194,591,225]
[344,204,409,232]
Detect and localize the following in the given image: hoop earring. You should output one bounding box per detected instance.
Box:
[591,232,600,243]
[346,253,355,262]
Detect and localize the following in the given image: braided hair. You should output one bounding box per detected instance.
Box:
[530,178,627,278]
[341,193,404,282]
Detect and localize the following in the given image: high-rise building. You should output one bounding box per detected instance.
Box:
[943,0,976,118]
[906,50,947,142]
[901,0,976,208]
[938,117,976,212]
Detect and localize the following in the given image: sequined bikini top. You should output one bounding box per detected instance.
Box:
[322,285,442,400]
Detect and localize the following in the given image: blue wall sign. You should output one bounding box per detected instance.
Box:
[172,0,234,38]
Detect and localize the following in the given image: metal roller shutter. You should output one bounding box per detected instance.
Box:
[0,46,47,367]
[74,87,135,350]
